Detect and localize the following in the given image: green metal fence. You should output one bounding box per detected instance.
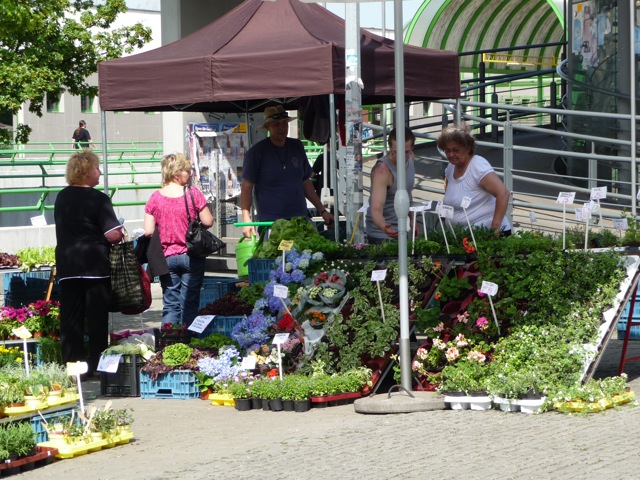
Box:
[0,142,163,216]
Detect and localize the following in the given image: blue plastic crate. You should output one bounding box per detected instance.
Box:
[248,258,275,284]
[3,270,60,307]
[30,407,76,443]
[199,277,240,309]
[140,370,200,399]
[617,320,640,340]
[196,316,244,339]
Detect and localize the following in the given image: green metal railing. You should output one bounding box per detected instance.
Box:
[0,142,163,215]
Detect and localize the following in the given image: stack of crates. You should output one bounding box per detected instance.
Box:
[198,277,241,309]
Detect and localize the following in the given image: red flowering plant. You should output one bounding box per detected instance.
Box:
[462,237,476,253]
[0,300,60,337]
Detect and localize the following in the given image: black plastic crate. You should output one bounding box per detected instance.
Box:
[156,329,194,350]
[100,354,144,397]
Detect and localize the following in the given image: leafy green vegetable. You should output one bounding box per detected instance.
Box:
[254,217,337,258]
[17,246,56,271]
[161,343,193,367]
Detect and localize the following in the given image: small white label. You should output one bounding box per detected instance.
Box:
[422,201,433,210]
[529,211,537,223]
[613,218,628,230]
[439,205,454,219]
[556,192,576,205]
[12,326,31,339]
[272,333,290,345]
[67,361,89,376]
[575,208,589,221]
[357,205,368,213]
[371,269,387,281]
[480,281,498,296]
[273,284,289,299]
[590,186,607,200]
[97,354,122,373]
[460,196,471,209]
[240,356,257,370]
[435,200,443,214]
[584,201,597,212]
[188,315,215,334]
[30,215,47,227]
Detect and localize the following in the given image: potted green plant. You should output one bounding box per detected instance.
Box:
[194,372,214,400]
[227,380,252,411]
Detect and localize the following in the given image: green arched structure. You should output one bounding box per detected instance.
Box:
[404,0,565,74]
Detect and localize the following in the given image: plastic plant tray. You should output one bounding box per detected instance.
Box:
[38,430,134,459]
[210,393,235,407]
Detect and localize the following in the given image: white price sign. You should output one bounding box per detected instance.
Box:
[97,354,122,373]
[575,208,589,221]
[422,201,433,210]
[613,218,628,230]
[439,205,454,219]
[460,196,471,209]
[556,192,576,205]
[358,205,368,213]
[435,200,443,214]
[480,281,498,296]
[66,361,88,376]
[30,215,47,227]
[188,315,215,334]
[584,201,597,212]
[529,211,537,223]
[273,284,289,299]
[272,333,290,345]
[590,186,607,200]
[240,356,257,370]
[371,269,387,281]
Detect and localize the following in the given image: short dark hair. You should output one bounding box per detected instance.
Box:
[387,127,415,149]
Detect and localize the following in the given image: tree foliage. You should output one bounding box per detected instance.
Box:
[0,0,152,142]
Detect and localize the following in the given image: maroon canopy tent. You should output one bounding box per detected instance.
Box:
[98,0,460,113]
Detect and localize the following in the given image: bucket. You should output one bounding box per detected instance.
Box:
[235,233,259,278]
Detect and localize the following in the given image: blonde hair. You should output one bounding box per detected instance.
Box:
[436,124,476,155]
[161,153,191,186]
[65,150,100,185]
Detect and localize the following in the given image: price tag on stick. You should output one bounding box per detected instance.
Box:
[272,333,290,380]
[460,196,477,251]
[278,240,293,272]
[371,270,387,323]
[480,281,500,334]
[273,284,292,316]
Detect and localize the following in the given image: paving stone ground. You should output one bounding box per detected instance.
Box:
[15,284,640,480]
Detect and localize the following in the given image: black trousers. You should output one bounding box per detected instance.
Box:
[59,278,110,373]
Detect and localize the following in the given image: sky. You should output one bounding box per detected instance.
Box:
[324,1,425,29]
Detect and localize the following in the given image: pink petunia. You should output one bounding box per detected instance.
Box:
[476,317,489,330]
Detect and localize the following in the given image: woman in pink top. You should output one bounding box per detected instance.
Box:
[144,153,214,326]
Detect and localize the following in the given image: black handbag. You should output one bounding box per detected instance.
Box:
[109,240,150,313]
[184,186,225,257]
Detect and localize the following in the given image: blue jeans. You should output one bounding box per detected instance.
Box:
[161,253,206,327]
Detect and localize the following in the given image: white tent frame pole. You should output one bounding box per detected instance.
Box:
[392,0,412,392]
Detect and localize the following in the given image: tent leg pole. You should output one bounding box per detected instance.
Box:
[101,110,109,195]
